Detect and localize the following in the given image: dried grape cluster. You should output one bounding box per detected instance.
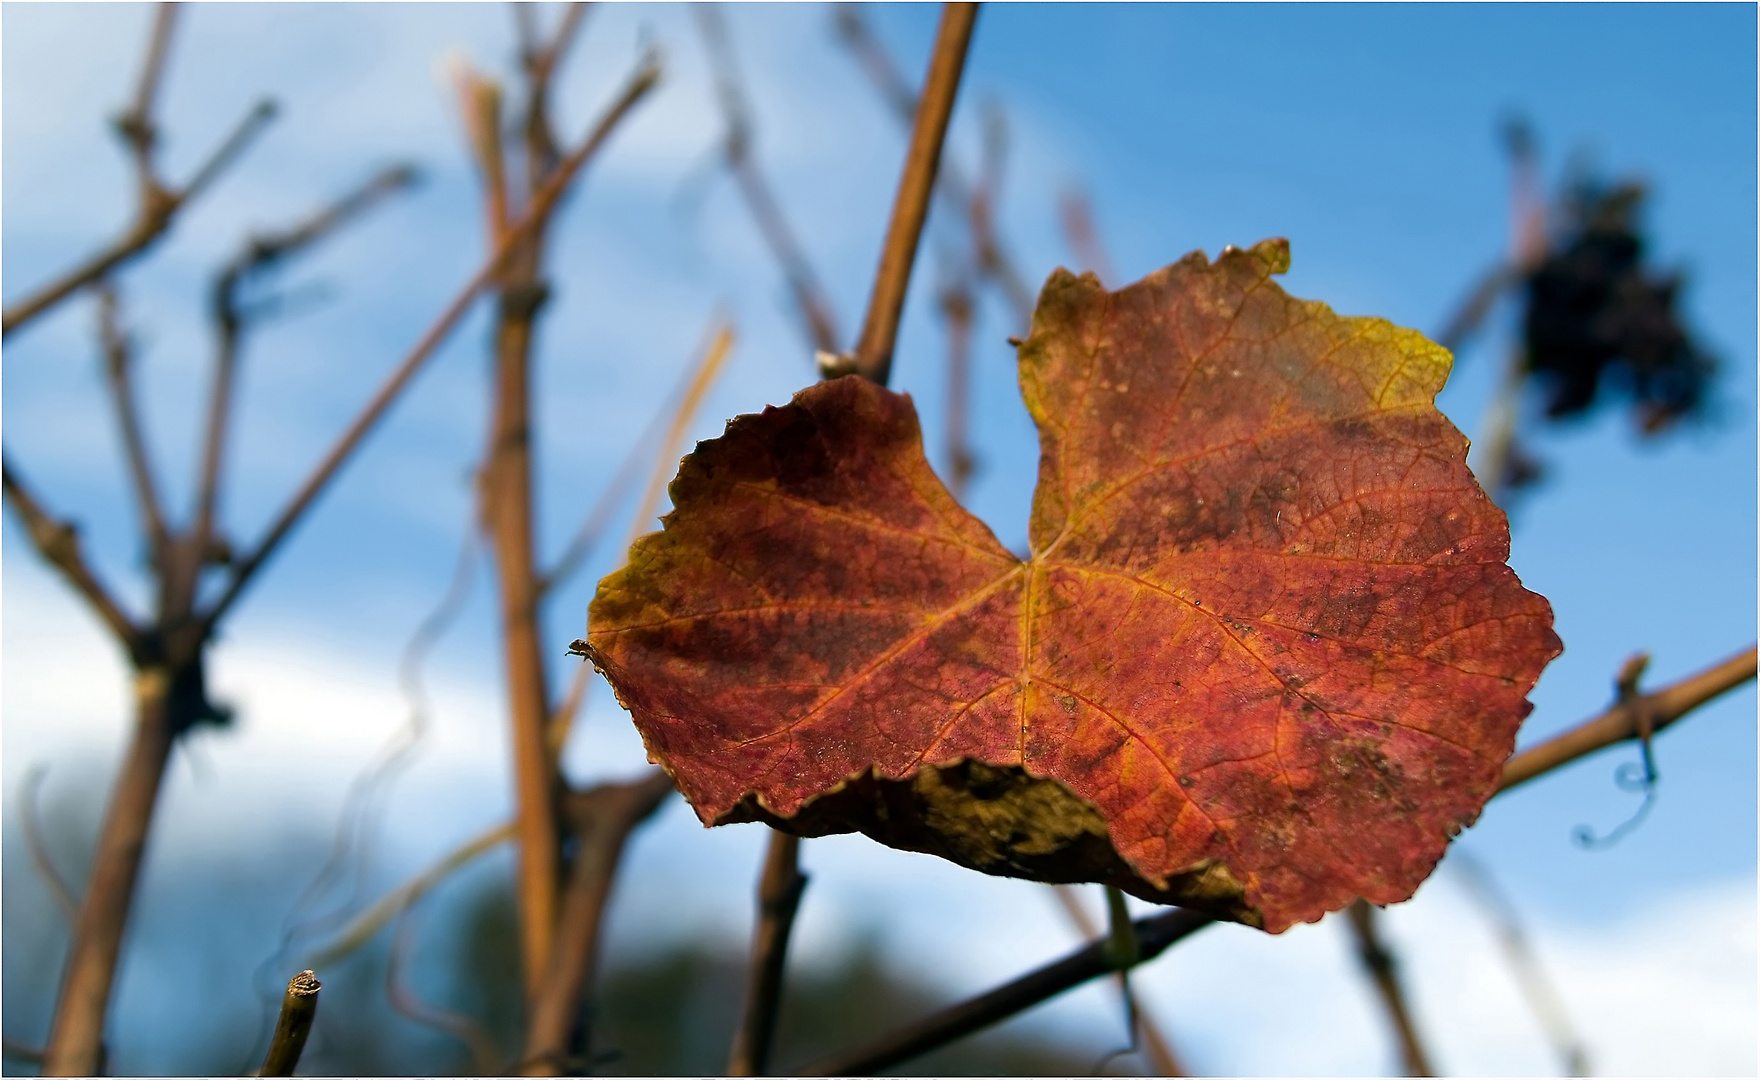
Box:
[1522,180,1716,433]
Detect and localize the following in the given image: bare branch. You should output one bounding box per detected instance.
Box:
[938,278,978,499]
[1057,187,1118,289]
[202,53,661,632]
[1345,899,1435,1076]
[43,671,178,1075]
[1499,645,1756,792]
[1,457,140,648]
[194,164,421,560]
[2,97,277,340]
[539,314,737,600]
[834,5,1033,329]
[119,4,178,178]
[96,285,171,557]
[1049,886,1185,1076]
[623,323,734,552]
[518,2,592,179]
[849,3,980,387]
[545,322,735,758]
[19,766,80,926]
[798,907,1214,1076]
[522,772,674,1077]
[1433,262,1515,357]
[452,60,510,242]
[1449,851,1590,1075]
[257,969,321,1077]
[728,832,808,1076]
[696,5,842,356]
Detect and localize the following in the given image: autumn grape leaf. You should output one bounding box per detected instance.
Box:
[583,240,1562,933]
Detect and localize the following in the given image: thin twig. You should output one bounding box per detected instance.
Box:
[274,510,482,987]
[1433,262,1514,357]
[696,5,842,356]
[306,821,516,971]
[517,2,592,186]
[1,1041,45,1065]
[546,322,736,757]
[1465,117,1552,502]
[387,905,502,1074]
[2,98,277,340]
[848,3,980,386]
[833,5,1033,329]
[20,766,81,925]
[728,832,809,1076]
[798,907,1214,1076]
[521,772,675,1077]
[96,285,171,557]
[200,53,661,633]
[1,457,140,648]
[120,3,178,176]
[1050,886,1186,1076]
[1499,645,1756,792]
[538,370,687,598]
[196,164,421,561]
[452,60,509,244]
[624,323,734,553]
[257,969,321,1076]
[1345,900,1435,1076]
[938,278,978,499]
[1057,187,1118,289]
[736,20,981,1059]
[1448,851,1590,1075]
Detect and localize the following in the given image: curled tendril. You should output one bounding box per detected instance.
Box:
[1572,734,1658,850]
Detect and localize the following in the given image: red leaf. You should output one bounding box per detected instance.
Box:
[586,241,1561,932]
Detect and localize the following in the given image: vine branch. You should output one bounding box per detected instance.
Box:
[727,832,809,1076]
[798,907,1214,1076]
[849,3,980,386]
[97,286,171,558]
[1499,645,1756,792]
[521,772,675,1077]
[2,2,274,340]
[196,164,421,564]
[200,52,661,632]
[1345,900,1435,1076]
[257,969,321,1077]
[696,4,842,356]
[1,456,140,649]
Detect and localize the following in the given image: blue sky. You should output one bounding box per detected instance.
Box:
[3,3,1754,1074]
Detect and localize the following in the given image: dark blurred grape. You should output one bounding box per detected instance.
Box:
[1521,179,1716,433]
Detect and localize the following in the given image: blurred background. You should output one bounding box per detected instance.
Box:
[3,3,1754,1075]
